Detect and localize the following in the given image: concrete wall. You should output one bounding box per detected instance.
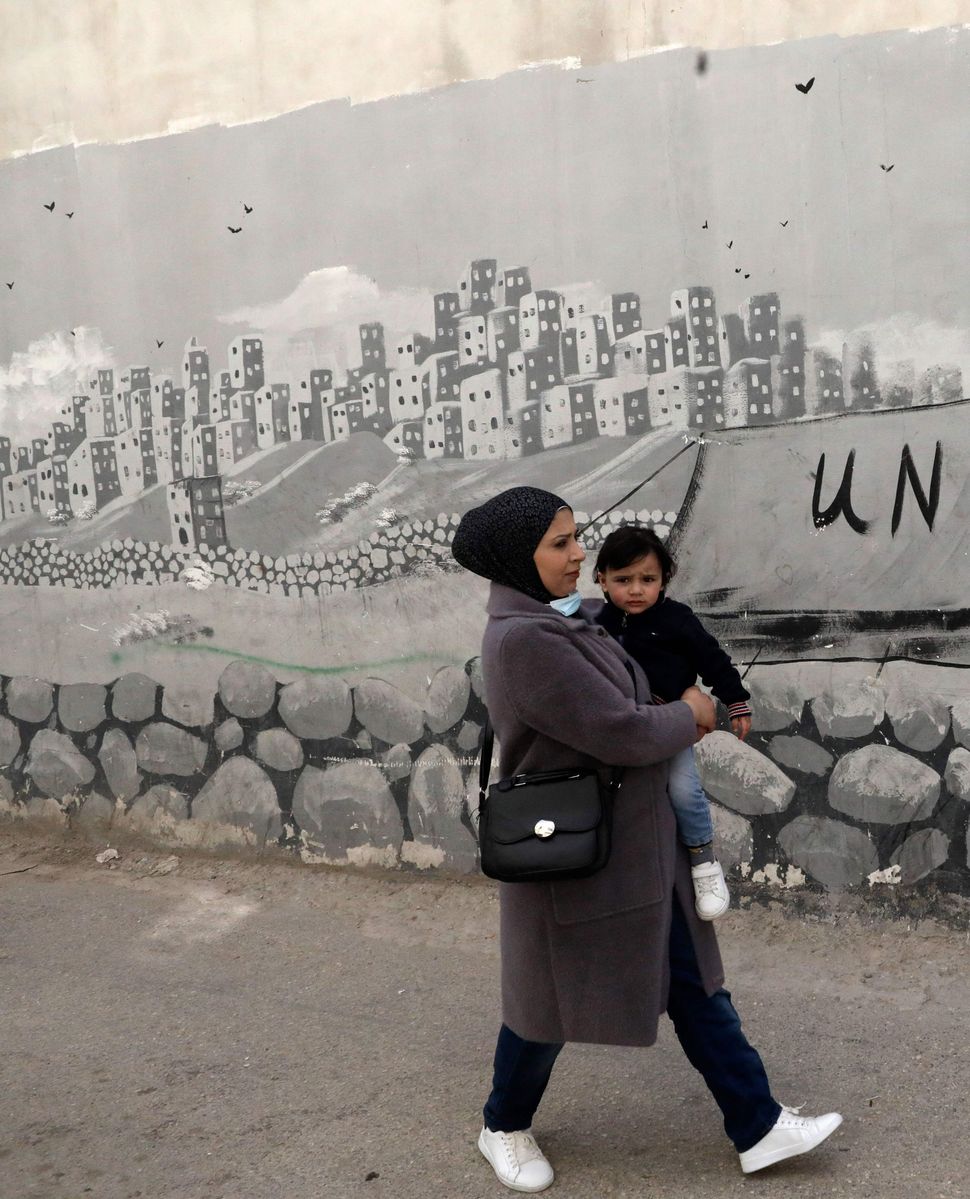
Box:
[2,2,970,909]
[3,1,967,158]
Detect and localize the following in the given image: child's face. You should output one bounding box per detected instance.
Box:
[598,551,664,614]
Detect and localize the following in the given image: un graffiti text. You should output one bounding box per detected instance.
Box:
[812,442,943,536]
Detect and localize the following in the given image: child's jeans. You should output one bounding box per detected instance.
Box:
[668,745,715,848]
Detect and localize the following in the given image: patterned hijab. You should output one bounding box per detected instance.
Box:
[451,486,571,603]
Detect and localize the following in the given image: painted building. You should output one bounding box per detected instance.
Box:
[803,349,845,417]
[485,306,520,363]
[228,335,265,392]
[460,367,504,460]
[182,338,211,409]
[167,475,227,551]
[560,314,613,380]
[89,437,122,508]
[114,431,148,498]
[423,401,463,459]
[421,351,461,407]
[129,366,151,393]
[228,389,257,435]
[503,400,542,458]
[723,359,773,427]
[360,370,392,434]
[685,367,726,430]
[494,266,532,310]
[138,426,158,487]
[66,442,95,513]
[539,385,573,449]
[718,313,748,368]
[741,293,781,358]
[329,402,350,442]
[271,384,292,441]
[389,366,425,423]
[36,459,60,512]
[151,376,186,423]
[593,379,651,437]
[396,332,433,367]
[383,419,424,459]
[769,319,807,420]
[2,469,38,518]
[672,287,720,368]
[359,322,386,371]
[647,367,690,428]
[46,422,84,460]
[216,420,256,470]
[506,347,561,411]
[605,292,642,342]
[191,423,219,477]
[129,389,152,430]
[0,438,11,515]
[152,419,184,485]
[518,290,563,352]
[433,292,460,352]
[568,381,599,443]
[210,371,233,422]
[456,312,488,367]
[254,388,276,450]
[664,316,689,368]
[559,283,602,327]
[457,258,497,314]
[84,396,107,439]
[290,396,327,442]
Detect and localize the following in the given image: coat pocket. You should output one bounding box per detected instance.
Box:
[550,790,665,925]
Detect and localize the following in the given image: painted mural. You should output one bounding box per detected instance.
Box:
[1,27,968,905]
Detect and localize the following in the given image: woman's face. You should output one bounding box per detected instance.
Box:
[533,508,586,598]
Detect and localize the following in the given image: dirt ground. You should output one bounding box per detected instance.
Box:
[2,825,968,1199]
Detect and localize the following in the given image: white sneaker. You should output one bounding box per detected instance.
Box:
[478,1126,554,1193]
[738,1105,843,1173]
[691,859,730,920]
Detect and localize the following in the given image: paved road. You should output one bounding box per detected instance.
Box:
[1,833,966,1199]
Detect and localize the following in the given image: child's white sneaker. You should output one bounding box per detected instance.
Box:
[691,859,730,920]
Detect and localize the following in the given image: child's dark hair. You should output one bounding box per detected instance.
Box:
[593,525,677,587]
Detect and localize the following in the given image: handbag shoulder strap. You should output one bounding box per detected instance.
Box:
[478,656,641,801]
[479,718,495,805]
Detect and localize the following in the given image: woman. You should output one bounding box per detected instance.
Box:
[451,487,841,1193]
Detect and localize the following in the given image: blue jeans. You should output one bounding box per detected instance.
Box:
[667,746,714,848]
[483,899,782,1153]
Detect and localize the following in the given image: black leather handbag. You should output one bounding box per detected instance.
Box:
[476,662,635,883]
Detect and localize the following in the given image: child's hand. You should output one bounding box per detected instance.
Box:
[730,715,752,741]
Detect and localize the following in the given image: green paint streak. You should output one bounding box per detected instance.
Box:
[151,641,462,675]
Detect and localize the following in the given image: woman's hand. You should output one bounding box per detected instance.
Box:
[681,686,716,739]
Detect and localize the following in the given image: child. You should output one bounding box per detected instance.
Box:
[593,525,752,921]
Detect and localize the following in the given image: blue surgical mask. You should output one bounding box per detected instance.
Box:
[549,591,582,617]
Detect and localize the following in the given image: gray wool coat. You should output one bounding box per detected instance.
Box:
[480,582,725,1047]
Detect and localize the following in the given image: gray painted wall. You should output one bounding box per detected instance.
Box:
[2,23,969,905]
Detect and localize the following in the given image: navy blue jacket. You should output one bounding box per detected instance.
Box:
[593,594,751,712]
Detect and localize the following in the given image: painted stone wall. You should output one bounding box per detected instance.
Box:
[4,652,970,902]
